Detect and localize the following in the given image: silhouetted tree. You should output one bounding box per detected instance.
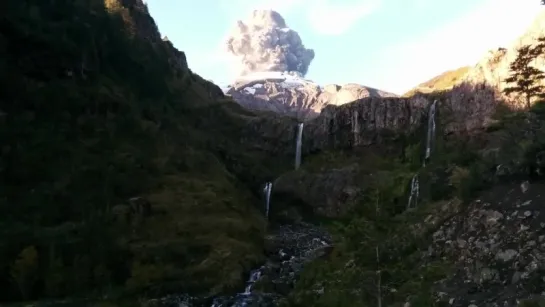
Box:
[503,43,545,108]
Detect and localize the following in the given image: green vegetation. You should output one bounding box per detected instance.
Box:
[503,38,545,108]
[0,0,292,303]
[519,298,545,307]
[282,90,545,306]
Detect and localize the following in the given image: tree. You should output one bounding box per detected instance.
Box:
[503,42,545,108]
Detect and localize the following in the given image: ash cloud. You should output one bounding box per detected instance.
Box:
[225,10,315,76]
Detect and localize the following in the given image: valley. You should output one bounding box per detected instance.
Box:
[2,1,545,307]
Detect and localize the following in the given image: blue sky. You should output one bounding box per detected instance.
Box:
[147,0,543,94]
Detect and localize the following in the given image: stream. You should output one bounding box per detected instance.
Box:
[149,222,332,307]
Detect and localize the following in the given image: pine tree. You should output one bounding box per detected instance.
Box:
[503,43,545,108]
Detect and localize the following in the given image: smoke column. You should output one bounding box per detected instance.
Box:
[225,10,315,76]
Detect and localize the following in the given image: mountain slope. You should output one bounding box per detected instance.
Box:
[0,0,293,302]
[464,10,545,106]
[403,66,471,96]
[226,71,398,120]
[405,10,545,103]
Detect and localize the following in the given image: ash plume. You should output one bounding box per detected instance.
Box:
[225,10,315,76]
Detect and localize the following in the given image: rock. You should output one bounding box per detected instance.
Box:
[485,210,503,225]
[423,182,545,307]
[273,165,361,218]
[227,73,398,121]
[511,271,523,284]
[479,268,499,283]
[495,249,518,262]
[521,181,530,193]
[275,207,303,224]
[248,82,499,161]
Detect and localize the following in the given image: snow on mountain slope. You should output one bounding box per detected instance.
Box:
[224,71,398,120]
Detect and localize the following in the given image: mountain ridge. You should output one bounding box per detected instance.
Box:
[225,71,398,120]
[403,66,471,97]
[404,9,545,103]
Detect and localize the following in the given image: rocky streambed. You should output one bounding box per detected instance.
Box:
[149,222,332,307]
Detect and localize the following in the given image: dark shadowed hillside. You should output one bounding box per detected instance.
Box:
[0,0,294,303]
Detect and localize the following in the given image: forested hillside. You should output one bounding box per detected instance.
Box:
[0,0,292,303]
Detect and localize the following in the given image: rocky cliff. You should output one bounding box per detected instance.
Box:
[249,82,497,162]
[226,71,398,120]
[280,83,545,307]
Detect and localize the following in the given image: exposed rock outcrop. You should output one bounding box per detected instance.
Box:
[426,181,545,306]
[274,165,362,218]
[226,72,398,120]
[271,83,498,219]
[302,82,498,153]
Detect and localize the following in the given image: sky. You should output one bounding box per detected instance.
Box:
[146,0,544,95]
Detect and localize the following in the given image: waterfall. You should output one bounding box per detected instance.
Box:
[263,182,272,218]
[352,110,359,147]
[243,269,262,295]
[406,100,437,210]
[295,122,304,170]
[424,100,438,165]
[407,174,419,210]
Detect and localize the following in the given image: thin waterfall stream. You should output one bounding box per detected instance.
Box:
[424,100,437,164]
[263,182,272,218]
[406,175,419,210]
[406,100,438,209]
[295,123,304,170]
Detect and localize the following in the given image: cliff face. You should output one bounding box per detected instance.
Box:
[248,83,499,174]
[226,72,398,120]
[271,83,499,219]
[280,77,545,307]
[306,83,496,153]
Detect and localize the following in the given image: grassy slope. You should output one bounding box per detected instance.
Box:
[0,0,291,303]
[403,66,471,97]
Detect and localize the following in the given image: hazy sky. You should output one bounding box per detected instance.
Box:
[147,0,544,94]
